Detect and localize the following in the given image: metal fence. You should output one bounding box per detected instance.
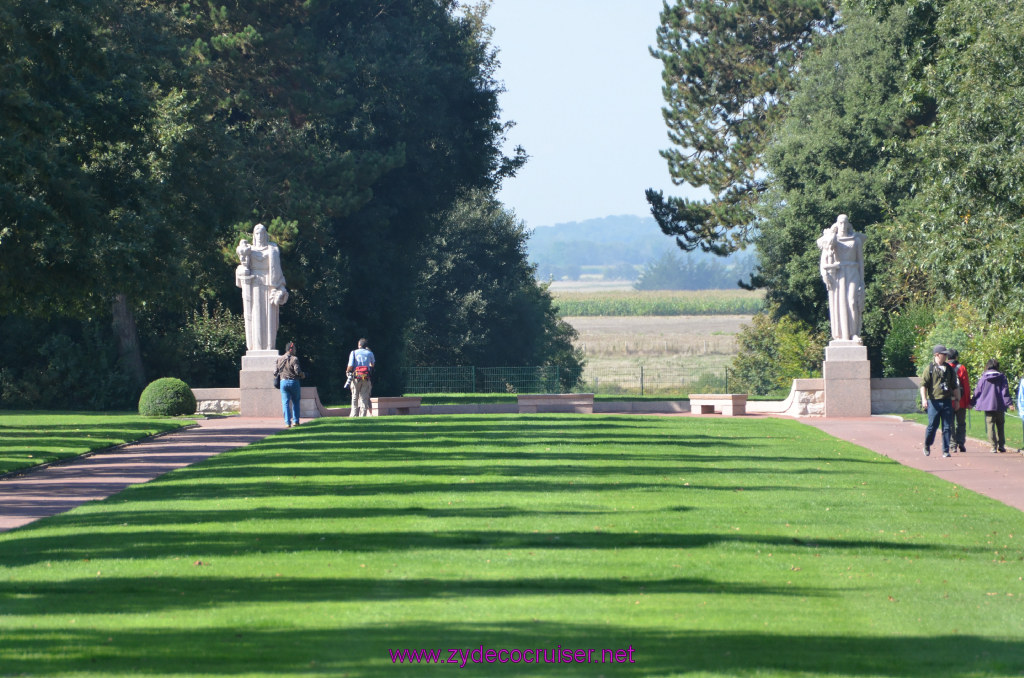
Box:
[580,365,730,396]
[405,365,730,395]
[405,366,576,394]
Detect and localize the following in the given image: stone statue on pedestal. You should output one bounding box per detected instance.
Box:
[235,223,288,352]
[816,214,865,343]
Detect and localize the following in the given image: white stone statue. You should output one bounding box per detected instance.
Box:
[816,214,865,342]
[235,224,288,352]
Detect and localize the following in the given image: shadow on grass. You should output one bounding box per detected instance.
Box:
[2,524,954,567]
[0,422,189,475]
[0,623,1020,676]
[0,574,832,617]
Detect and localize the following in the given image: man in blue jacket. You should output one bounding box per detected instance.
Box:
[347,338,376,417]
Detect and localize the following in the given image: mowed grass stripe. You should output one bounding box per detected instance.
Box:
[0,414,1022,677]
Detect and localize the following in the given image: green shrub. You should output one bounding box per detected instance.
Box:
[903,302,1024,384]
[140,304,245,390]
[730,311,824,396]
[138,378,196,417]
[881,304,934,377]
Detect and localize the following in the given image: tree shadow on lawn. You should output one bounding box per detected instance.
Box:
[163,458,856,482]
[123,479,816,505]
[0,622,1020,676]
[0,424,191,474]
[27,504,668,528]
[0,422,186,447]
[301,414,830,444]
[1,523,954,567]
[250,415,889,467]
[0,573,832,617]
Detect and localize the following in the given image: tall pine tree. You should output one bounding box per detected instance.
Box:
[647,0,837,255]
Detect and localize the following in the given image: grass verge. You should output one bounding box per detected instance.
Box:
[0,411,192,476]
[0,414,1022,676]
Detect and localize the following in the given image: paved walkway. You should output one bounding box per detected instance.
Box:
[804,416,1024,512]
[2,413,1021,534]
[0,416,285,533]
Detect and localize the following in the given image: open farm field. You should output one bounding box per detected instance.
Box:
[553,289,764,316]
[567,315,746,358]
[563,315,751,394]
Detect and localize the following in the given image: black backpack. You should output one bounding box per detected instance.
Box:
[927,362,957,396]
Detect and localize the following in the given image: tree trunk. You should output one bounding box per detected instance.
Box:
[112,293,146,390]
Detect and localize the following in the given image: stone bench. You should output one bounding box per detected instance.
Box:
[688,393,748,416]
[370,396,422,416]
[517,393,594,414]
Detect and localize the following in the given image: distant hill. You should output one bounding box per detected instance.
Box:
[527,215,755,286]
[527,215,675,270]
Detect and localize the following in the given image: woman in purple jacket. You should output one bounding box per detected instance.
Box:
[971,359,1015,453]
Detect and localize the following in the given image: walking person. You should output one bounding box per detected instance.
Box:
[920,345,961,457]
[275,341,305,428]
[946,349,971,453]
[347,338,375,417]
[971,359,1014,453]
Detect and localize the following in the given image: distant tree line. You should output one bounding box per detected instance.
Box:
[651,0,1024,392]
[527,215,756,287]
[634,251,757,290]
[0,0,581,409]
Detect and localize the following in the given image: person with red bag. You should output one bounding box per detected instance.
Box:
[346,338,376,417]
[946,348,971,453]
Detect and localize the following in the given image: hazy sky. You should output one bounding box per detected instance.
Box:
[486,0,702,228]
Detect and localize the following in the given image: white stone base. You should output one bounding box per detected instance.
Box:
[825,340,868,362]
[241,350,281,371]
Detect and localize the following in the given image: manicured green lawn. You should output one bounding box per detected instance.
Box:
[0,411,192,475]
[0,414,1022,676]
[898,410,1024,452]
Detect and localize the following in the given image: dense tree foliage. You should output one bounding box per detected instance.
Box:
[406,191,582,378]
[0,0,567,409]
[751,3,929,366]
[647,0,837,255]
[734,0,1024,382]
[890,0,1024,317]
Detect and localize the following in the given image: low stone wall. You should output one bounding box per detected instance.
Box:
[593,401,689,414]
[192,388,241,414]
[194,377,924,420]
[193,386,337,418]
[752,376,920,418]
[784,378,825,417]
[871,377,921,414]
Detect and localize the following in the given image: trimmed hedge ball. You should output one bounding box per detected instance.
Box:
[138,377,197,417]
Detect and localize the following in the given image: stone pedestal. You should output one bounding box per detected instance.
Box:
[822,340,871,417]
[239,350,282,417]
